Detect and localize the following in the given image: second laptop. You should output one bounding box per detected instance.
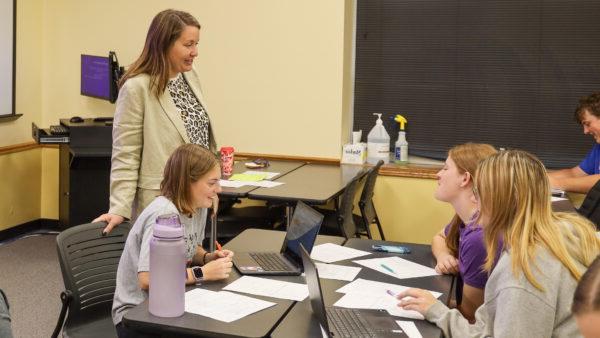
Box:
[232,201,324,276]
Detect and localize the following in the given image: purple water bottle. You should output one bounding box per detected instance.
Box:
[149,213,186,317]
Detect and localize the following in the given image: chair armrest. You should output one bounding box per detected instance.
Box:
[51,290,73,338]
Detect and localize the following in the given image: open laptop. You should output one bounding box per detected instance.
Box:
[233,201,324,276]
[300,244,407,338]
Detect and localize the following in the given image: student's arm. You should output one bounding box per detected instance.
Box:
[432,228,459,275]
[549,167,600,193]
[457,284,484,323]
[491,287,555,338]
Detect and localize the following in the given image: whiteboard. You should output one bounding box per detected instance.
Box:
[0,0,15,116]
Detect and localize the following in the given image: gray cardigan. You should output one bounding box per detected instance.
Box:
[426,247,583,337]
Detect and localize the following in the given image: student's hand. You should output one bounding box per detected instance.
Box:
[93,213,125,235]
[201,257,233,281]
[396,288,438,315]
[435,254,459,275]
[205,249,234,263]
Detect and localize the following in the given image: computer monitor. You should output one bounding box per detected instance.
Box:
[80,52,123,103]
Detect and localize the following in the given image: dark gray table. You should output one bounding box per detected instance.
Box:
[219,160,306,198]
[272,238,452,338]
[123,229,345,338]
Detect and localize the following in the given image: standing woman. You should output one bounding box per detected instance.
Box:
[430,143,498,322]
[94,9,216,233]
[398,150,600,337]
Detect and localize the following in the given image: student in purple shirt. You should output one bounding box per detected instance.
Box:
[549,92,600,193]
[431,143,498,322]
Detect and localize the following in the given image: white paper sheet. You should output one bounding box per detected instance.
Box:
[333,278,441,320]
[551,196,567,202]
[219,179,247,188]
[242,171,280,180]
[396,321,423,338]
[333,292,424,320]
[246,180,284,188]
[315,262,361,281]
[335,278,441,298]
[184,289,275,323]
[223,276,308,301]
[310,243,371,263]
[352,256,438,280]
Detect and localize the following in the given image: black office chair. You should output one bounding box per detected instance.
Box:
[318,170,369,239]
[357,160,386,240]
[577,179,600,230]
[52,222,131,338]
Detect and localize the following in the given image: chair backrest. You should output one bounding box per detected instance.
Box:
[56,222,131,321]
[578,179,600,230]
[358,160,384,224]
[338,170,368,239]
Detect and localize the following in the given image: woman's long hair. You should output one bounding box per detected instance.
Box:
[119,9,200,98]
[444,143,497,256]
[475,150,600,290]
[160,144,219,216]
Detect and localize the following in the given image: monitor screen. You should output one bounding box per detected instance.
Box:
[81,54,111,100]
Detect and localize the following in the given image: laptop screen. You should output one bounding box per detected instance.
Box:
[300,243,331,335]
[281,201,324,268]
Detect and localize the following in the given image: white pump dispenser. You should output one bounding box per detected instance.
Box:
[367,113,390,164]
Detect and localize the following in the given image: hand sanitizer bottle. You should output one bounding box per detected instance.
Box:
[367,113,390,164]
[394,114,408,163]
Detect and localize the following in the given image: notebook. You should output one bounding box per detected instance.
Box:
[233,201,323,276]
[300,244,406,338]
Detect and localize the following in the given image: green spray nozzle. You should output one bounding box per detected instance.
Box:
[394,114,407,130]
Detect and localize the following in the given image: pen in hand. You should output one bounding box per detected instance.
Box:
[215,240,222,251]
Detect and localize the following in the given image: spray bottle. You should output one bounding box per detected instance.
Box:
[367,113,390,164]
[394,114,408,164]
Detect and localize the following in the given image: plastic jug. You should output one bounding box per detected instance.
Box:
[149,213,186,317]
[367,113,390,164]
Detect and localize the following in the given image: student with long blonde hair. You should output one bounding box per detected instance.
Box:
[398,150,600,337]
[431,143,498,321]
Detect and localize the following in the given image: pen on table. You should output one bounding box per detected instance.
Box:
[380,263,396,274]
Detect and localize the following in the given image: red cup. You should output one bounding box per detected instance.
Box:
[220,147,234,176]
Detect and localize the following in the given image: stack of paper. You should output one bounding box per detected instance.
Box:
[315,262,361,281]
[310,243,371,263]
[220,171,284,188]
[223,276,308,301]
[184,289,275,322]
[334,278,442,320]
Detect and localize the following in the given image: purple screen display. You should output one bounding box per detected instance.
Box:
[81,55,110,99]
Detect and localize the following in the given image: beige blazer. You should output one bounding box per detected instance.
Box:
[108,68,209,219]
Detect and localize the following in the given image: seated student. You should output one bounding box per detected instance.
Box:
[397,150,600,337]
[549,92,600,193]
[572,255,600,338]
[430,143,497,322]
[112,144,234,338]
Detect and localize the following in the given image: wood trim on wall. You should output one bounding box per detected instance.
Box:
[0,143,439,179]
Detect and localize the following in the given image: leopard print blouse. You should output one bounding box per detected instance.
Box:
[167,74,210,148]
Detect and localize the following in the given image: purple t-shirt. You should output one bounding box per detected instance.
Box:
[443,213,491,289]
[578,143,600,175]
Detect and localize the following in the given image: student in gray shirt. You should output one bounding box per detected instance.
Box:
[572,255,600,338]
[396,149,600,338]
[112,144,234,338]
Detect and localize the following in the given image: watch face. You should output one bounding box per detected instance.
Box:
[193,267,203,279]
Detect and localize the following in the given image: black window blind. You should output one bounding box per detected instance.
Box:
[353,0,600,168]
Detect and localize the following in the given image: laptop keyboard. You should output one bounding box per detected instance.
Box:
[249,252,291,271]
[327,307,377,338]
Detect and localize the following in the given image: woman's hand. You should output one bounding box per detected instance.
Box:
[93,213,125,235]
[397,288,438,315]
[435,253,459,275]
[206,249,234,263]
[201,256,233,281]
